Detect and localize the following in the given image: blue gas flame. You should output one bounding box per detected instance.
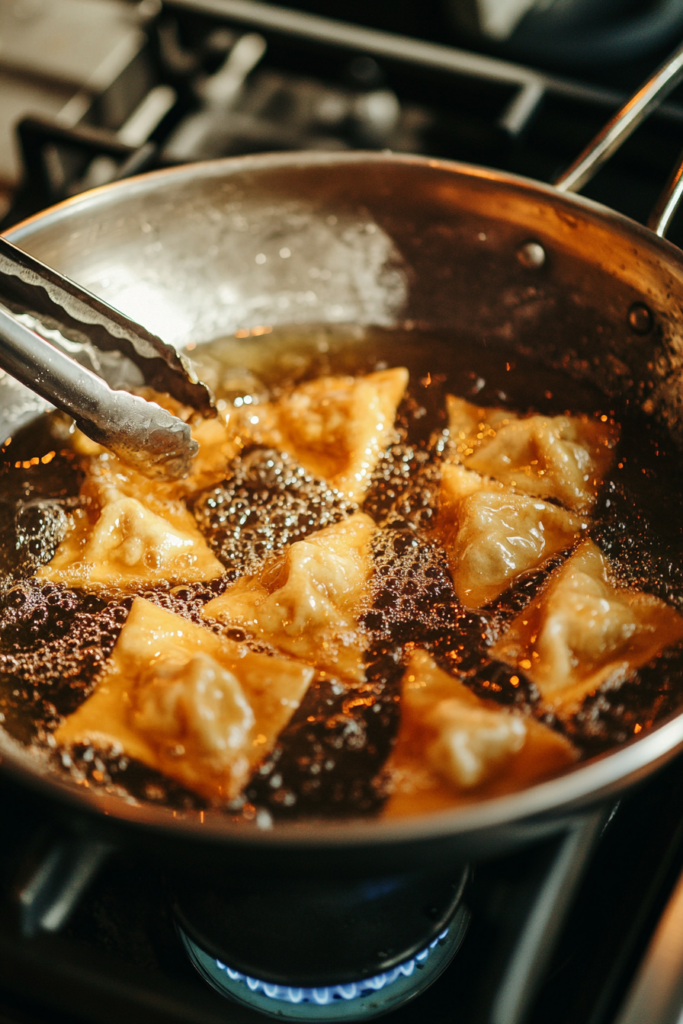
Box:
[215,928,449,1005]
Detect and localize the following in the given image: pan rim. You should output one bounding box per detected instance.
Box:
[9,148,683,264]
[2,713,681,846]
[5,148,683,849]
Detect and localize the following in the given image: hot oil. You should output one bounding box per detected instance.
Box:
[0,325,682,815]
[193,447,357,576]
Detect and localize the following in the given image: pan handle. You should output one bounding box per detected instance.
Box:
[648,149,683,238]
[554,38,683,195]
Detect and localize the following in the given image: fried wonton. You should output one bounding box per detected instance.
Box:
[384,651,577,817]
[438,463,588,608]
[39,393,246,589]
[38,495,223,589]
[55,598,314,801]
[446,396,618,513]
[492,540,683,711]
[237,368,408,501]
[202,512,376,681]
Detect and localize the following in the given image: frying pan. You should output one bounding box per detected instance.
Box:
[3,43,683,879]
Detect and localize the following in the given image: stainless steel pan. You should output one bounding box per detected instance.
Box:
[4,44,683,874]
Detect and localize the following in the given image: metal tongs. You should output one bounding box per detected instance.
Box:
[0,236,214,479]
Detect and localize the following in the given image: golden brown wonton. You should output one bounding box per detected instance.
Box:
[234,368,408,501]
[384,652,577,817]
[37,497,224,589]
[38,400,241,589]
[202,512,376,682]
[446,396,618,513]
[492,540,683,711]
[437,463,588,608]
[55,598,314,800]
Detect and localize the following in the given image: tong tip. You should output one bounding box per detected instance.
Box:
[78,392,200,481]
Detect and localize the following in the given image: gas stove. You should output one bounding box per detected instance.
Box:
[3,757,683,1024]
[3,2,683,1023]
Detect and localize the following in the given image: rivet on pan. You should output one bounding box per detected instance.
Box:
[517,241,546,268]
[628,302,653,334]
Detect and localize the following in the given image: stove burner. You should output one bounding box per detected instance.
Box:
[179,907,469,1021]
[168,866,470,988]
